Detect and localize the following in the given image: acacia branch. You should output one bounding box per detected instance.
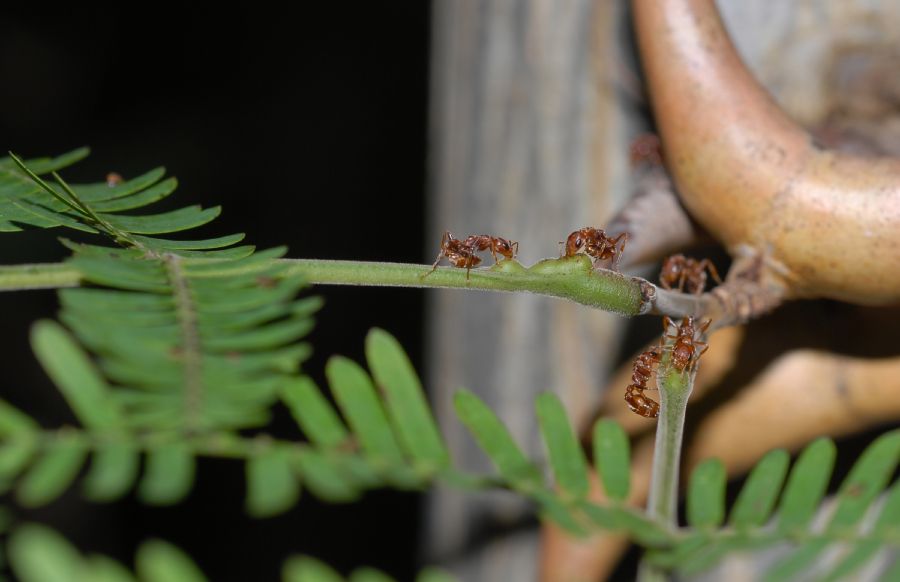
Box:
[0,263,82,290]
[0,256,784,325]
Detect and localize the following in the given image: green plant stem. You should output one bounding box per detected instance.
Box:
[0,257,648,315]
[282,257,647,315]
[638,363,695,582]
[0,263,82,290]
[1,257,723,321]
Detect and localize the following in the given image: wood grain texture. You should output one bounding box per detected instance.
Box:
[425,1,636,580]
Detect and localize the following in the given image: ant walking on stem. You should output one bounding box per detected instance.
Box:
[659,254,722,294]
[562,227,628,271]
[663,316,710,372]
[427,231,519,280]
[625,346,662,418]
[624,316,712,418]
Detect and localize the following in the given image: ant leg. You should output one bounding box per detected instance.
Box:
[611,233,628,270]
[511,241,519,258]
[424,231,452,278]
[701,259,723,285]
[425,251,445,278]
[698,319,711,334]
[689,344,710,372]
[677,271,687,292]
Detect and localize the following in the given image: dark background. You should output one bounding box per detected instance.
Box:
[1,4,429,580]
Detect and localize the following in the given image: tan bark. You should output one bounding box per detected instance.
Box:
[633,0,900,305]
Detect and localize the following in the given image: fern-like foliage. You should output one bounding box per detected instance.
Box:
[57,244,318,433]
[2,150,248,256]
[8,523,206,582]
[648,434,900,580]
[3,325,900,578]
[5,151,900,579]
[5,522,457,582]
[2,259,318,508]
[281,556,456,582]
[0,151,318,510]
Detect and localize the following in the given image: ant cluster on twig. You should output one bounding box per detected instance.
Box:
[427,228,721,420]
[624,316,710,419]
[427,232,519,279]
[427,226,631,279]
[562,227,628,270]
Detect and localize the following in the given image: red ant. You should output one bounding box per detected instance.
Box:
[663,316,710,372]
[427,231,518,279]
[629,133,663,168]
[659,254,722,294]
[563,227,628,270]
[461,234,519,263]
[625,346,662,418]
[106,172,123,187]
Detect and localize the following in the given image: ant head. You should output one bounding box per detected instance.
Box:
[661,254,683,273]
[495,238,516,258]
[565,231,584,255]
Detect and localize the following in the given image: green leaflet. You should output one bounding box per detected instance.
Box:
[326,356,406,466]
[534,489,589,536]
[104,205,221,234]
[245,447,300,517]
[8,524,209,582]
[777,437,836,532]
[282,377,350,449]
[80,556,137,582]
[8,524,84,582]
[535,393,589,499]
[687,458,726,528]
[350,569,395,582]
[0,399,39,435]
[453,390,542,490]
[729,448,789,528]
[30,320,125,431]
[82,443,140,502]
[2,148,89,174]
[138,444,195,505]
[0,400,39,488]
[283,556,343,582]
[827,430,900,531]
[416,569,458,582]
[766,539,831,582]
[366,328,449,471]
[136,540,208,582]
[593,419,630,502]
[16,435,87,507]
[295,449,362,502]
[4,152,258,289]
[89,177,178,212]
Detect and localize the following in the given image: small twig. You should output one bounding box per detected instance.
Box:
[637,339,697,582]
[0,255,785,329]
[0,263,82,291]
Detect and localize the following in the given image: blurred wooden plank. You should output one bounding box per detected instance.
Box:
[426,0,900,580]
[425,1,638,579]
